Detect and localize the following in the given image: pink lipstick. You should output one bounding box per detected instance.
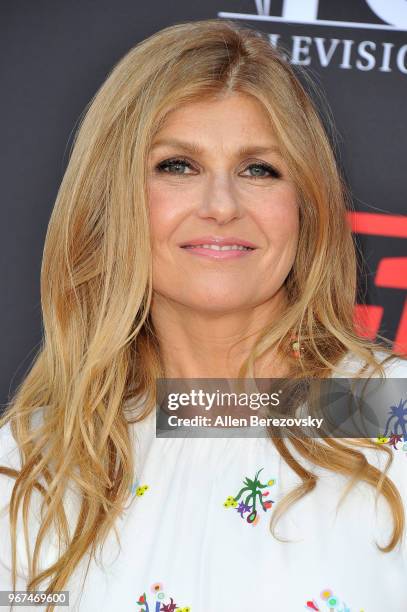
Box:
[178,235,258,260]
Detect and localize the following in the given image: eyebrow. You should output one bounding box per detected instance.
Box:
[150,138,283,158]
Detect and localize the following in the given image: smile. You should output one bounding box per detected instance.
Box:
[180,244,256,259]
[183,244,253,251]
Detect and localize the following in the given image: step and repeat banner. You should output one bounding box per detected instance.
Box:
[1,0,406,402]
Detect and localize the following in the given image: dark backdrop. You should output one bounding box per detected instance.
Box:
[1,0,406,408]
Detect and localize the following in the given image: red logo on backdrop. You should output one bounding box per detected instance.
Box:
[348,212,407,356]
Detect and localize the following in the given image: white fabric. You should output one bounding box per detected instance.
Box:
[1,350,407,611]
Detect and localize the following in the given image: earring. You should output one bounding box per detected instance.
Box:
[291,333,304,358]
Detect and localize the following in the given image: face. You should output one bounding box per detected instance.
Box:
[147,92,299,314]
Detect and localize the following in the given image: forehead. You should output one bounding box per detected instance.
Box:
[152,92,278,147]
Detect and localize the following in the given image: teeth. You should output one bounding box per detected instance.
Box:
[184,244,252,251]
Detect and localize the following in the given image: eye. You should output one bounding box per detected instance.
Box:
[243,162,282,180]
[155,158,195,175]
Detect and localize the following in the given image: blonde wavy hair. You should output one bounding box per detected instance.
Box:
[1,18,405,611]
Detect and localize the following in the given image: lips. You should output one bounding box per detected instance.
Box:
[179,235,258,249]
[183,244,253,251]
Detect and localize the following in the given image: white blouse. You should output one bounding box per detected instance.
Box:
[1,350,407,612]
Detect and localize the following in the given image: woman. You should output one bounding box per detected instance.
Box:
[1,18,406,612]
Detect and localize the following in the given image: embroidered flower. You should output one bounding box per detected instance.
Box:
[306,587,355,612]
[387,433,403,449]
[160,598,177,611]
[223,495,238,508]
[136,583,190,611]
[375,431,406,451]
[236,501,252,517]
[128,479,150,496]
[223,468,277,526]
[136,592,147,606]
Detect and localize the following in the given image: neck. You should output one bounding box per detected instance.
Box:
[149,287,291,378]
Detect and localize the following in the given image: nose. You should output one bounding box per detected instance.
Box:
[195,174,244,225]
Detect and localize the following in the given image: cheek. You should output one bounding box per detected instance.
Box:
[257,187,299,250]
[148,184,185,243]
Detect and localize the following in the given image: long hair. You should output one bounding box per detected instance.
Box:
[0,18,405,610]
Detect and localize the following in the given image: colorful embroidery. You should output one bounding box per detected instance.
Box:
[375,397,407,452]
[383,397,407,438]
[129,479,149,496]
[119,479,150,520]
[305,588,363,611]
[375,432,407,451]
[387,433,404,449]
[136,582,190,611]
[223,467,276,526]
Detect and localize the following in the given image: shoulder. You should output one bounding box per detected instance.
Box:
[0,419,21,471]
[332,348,407,378]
